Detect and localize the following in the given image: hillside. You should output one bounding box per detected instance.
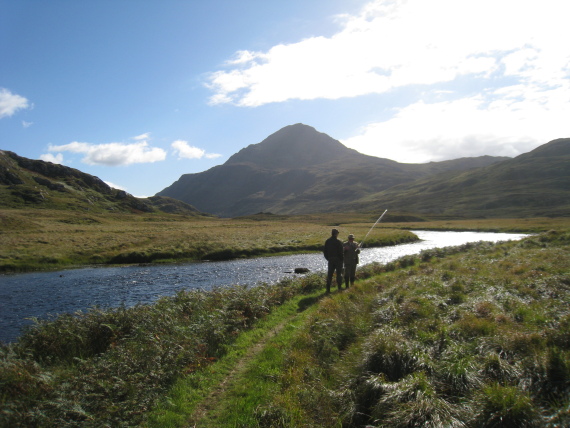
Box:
[0,150,204,215]
[355,138,570,218]
[157,124,508,217]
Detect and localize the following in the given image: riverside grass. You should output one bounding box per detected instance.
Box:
[2,218,569,427]
[148,229,570,428]
[0,274,327,427]
[0,208,565,272]
[0,209,418,272]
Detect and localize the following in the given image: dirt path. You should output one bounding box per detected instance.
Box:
[187,318,292,427]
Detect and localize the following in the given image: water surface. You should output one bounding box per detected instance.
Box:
[0,230,528,343]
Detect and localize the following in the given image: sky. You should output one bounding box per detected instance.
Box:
[1,0,569,197]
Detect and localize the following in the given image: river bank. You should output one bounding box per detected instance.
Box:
[164,229,570,428]
[2,229,568,427]
[0,230,529,344]
[3,209,567,273]
[1,209,420,273]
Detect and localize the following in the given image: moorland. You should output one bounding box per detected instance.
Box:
[0,209,422,273]
[1,208,564,273]
[1,215,569,427]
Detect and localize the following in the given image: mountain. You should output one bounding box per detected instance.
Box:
[354,138,570,218]
[0,150,204,215]
[157,124,510,217]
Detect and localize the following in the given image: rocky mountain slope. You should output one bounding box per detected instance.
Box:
[157,124,510,217]
[0,150,204,215]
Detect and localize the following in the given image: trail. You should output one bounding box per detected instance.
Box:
[186,316,293,427]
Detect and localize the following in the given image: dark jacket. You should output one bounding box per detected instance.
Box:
[324,236,344,262]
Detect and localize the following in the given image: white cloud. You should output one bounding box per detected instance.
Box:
[171,139,222,160]
[206,0,569,160]
[207,0,569,107]
[48,140,167,166]
[133,132,151,141]
[22,121,33,128]
[0,88,30,118]
[40,153,64,164]
[342,80,570,162]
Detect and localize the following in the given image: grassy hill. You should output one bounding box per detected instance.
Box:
[0,150,204,215]
[356,138,570,218]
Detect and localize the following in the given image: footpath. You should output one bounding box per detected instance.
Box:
[147,289,325,427]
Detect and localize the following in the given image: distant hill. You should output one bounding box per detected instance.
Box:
[355,138,570,218]
[0,150,205,215]
[157,124,511,217]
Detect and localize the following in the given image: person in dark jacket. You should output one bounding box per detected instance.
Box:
[343,234,360,288]
[324,228,344,293]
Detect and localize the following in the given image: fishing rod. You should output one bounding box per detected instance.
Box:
[359,209,388,249]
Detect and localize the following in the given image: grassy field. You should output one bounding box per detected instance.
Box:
[1,208,565,273]
[1,217,569,427]
[0,209,418,272]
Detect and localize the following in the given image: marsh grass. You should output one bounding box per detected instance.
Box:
[0,209,418,272]
[239,230,570,427]
[3,217,570,427]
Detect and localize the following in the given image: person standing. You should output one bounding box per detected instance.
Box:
[323,228,344,293]
[343,234,360,288]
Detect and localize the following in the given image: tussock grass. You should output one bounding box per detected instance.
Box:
[0,275,325,427]
[234,230,570,427]
[3,218,569,427]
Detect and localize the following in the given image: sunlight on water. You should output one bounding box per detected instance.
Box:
[0,231,528,343]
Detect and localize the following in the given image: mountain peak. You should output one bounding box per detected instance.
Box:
[225,123,360,169]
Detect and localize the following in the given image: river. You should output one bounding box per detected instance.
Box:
[0,230,529,343]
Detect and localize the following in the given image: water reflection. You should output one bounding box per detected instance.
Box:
[0,230,528,343]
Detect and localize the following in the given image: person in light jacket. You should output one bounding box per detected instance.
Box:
[323,228,343,293]
[343,234,360,288]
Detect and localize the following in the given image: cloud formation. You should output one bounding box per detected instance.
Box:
[47,140,167,166]
[171,140,221,160]
[207,0,568,106]
[207,0,570,161]
[104,181,126,191]
[0,88,30,119]
[342,82,570,162]
[40,153,64,164]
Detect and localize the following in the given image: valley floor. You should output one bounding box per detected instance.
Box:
[2,218,569,427]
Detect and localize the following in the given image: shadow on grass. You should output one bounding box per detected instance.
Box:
[297,293,329,312]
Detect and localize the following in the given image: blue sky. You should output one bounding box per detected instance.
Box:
[1,0,569,197]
